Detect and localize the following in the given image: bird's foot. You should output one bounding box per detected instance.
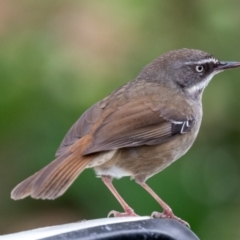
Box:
[108,209,138,217]
[151,210,190,228]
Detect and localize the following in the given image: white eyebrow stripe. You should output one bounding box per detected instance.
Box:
[185,57,219,65]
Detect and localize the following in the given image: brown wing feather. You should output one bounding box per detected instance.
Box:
[55,96,109,157]
[83,100,194,154]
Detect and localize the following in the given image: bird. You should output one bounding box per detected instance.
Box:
[11,48,240,226]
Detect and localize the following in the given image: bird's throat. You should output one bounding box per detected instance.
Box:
[185,71,219,100]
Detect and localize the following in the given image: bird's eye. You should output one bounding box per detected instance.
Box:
[195,65,204,73]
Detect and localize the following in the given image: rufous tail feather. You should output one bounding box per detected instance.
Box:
[11,138,94,200]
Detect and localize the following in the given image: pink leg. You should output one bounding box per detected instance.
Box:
[137,181,189,227]
[102,175,138,217]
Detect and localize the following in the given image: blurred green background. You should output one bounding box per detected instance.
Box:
[1,1,240,239]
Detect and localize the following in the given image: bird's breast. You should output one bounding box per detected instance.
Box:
[93,107,202,180]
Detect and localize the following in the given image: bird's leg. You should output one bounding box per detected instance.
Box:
[101,175,138,217]
[136,180,189,227]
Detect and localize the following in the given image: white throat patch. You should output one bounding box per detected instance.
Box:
[186,70,222,95]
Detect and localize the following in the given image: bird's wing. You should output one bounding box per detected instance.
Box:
[55,96,110,157]
[82,99,194,155]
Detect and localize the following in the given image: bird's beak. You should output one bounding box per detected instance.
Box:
[217,61,240,71]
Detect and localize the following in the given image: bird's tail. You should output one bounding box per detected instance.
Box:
[11,137,94,200]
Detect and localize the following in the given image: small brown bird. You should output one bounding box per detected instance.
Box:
[11,48,240,226]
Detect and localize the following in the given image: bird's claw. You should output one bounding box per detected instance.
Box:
[151,211,190,228]
[108,209,138,217]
